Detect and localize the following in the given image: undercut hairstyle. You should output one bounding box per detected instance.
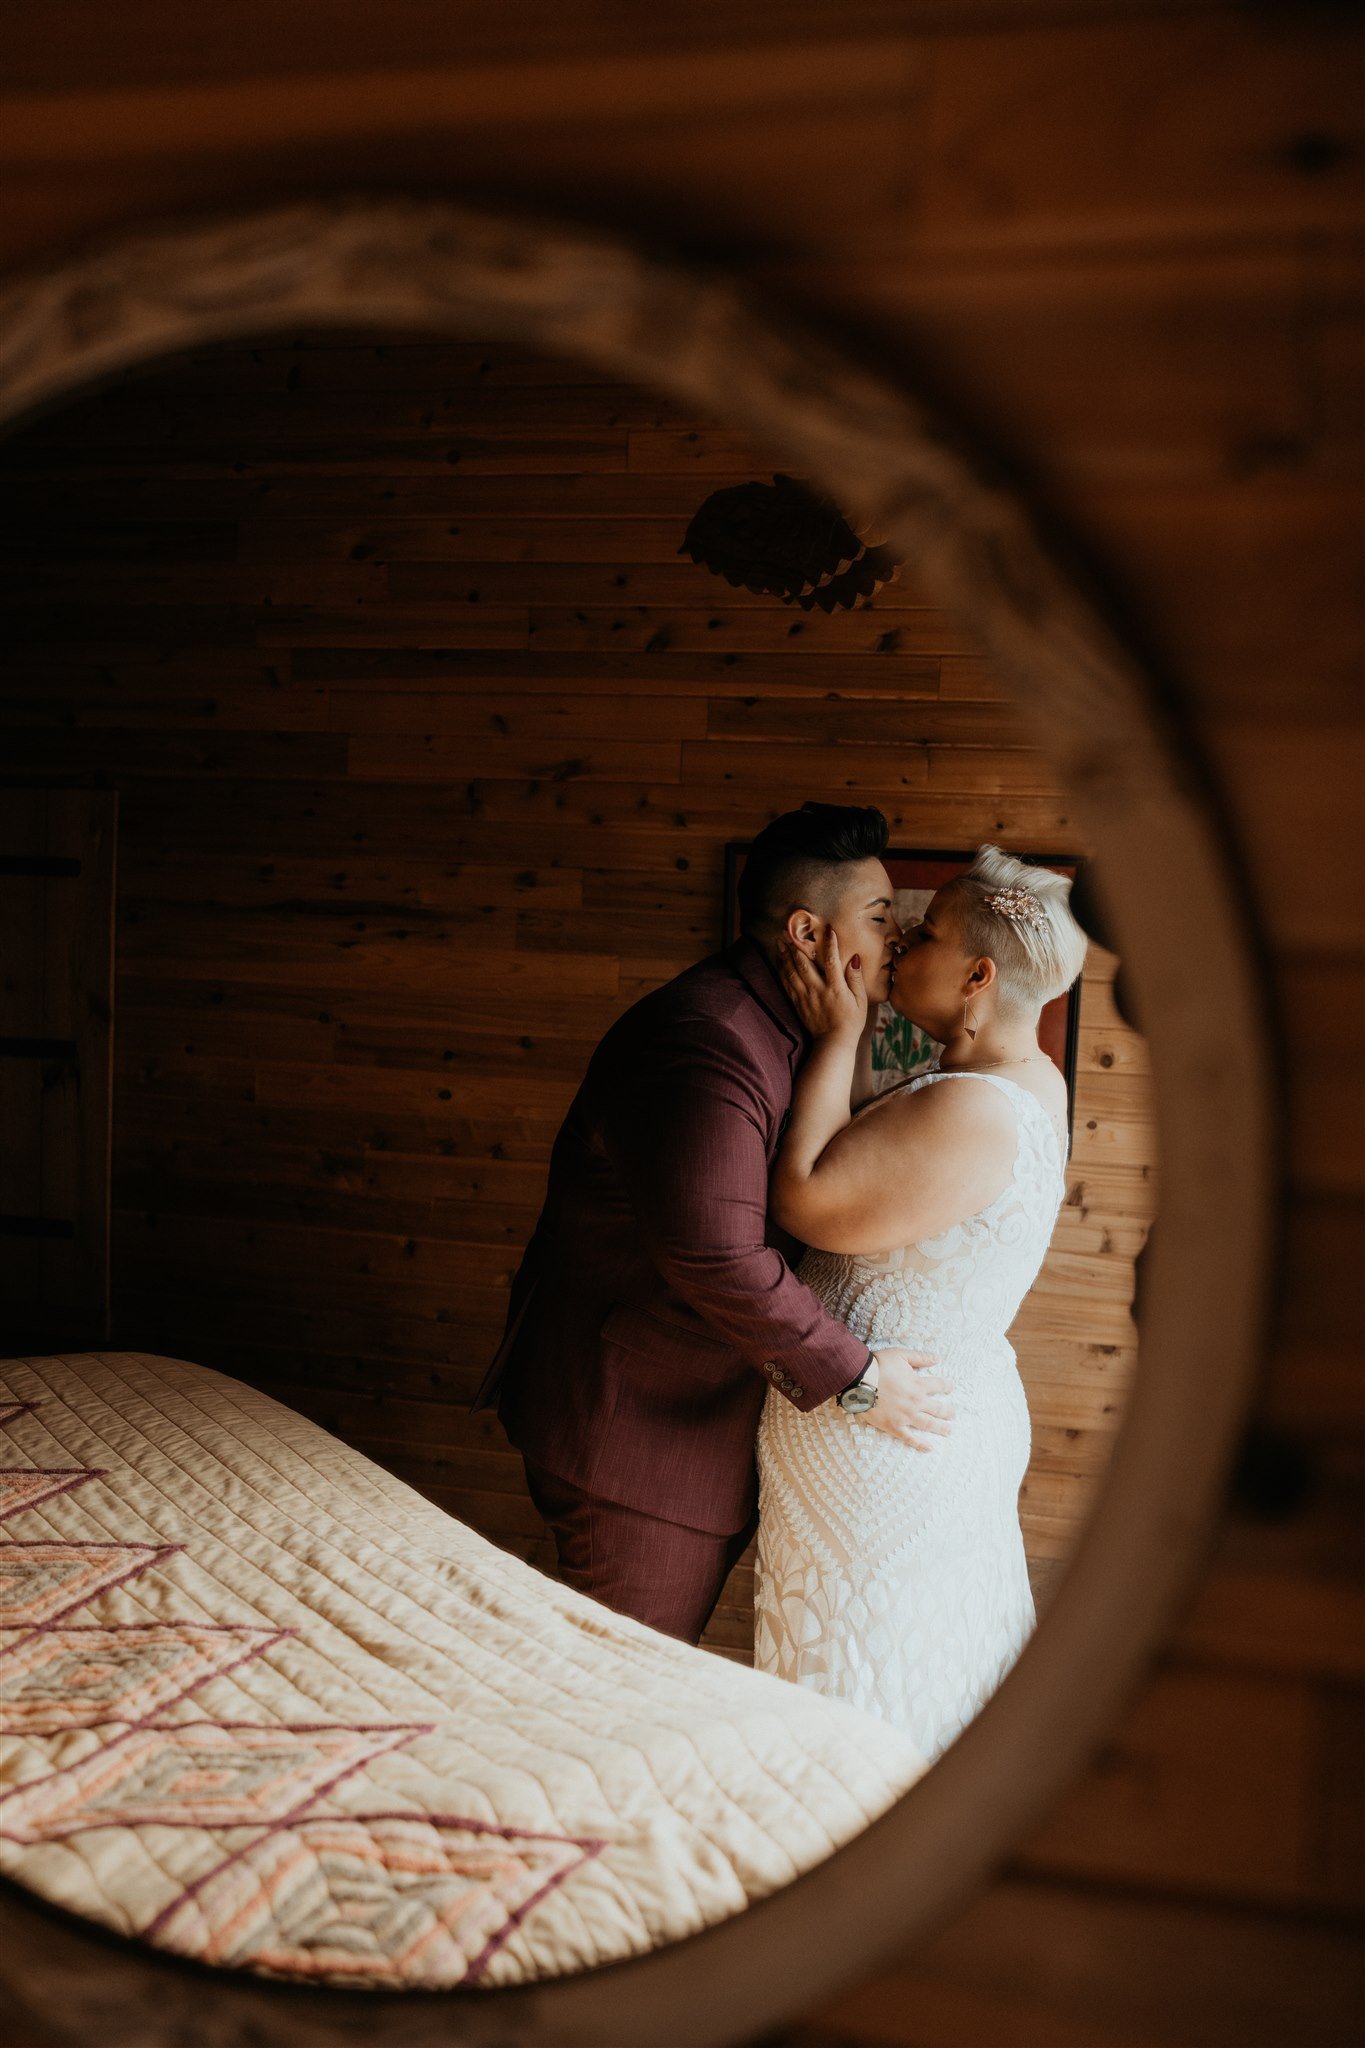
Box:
[944,845,1089,1012]
[737,802,890,937]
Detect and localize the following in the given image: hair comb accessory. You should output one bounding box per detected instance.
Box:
[983,884,1048,931]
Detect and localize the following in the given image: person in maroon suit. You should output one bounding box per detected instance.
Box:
[474,803,954,1643]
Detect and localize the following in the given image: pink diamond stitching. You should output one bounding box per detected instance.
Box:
[149,1813,604,1987]
[0,1469,104,1523]
[0,1541,178,1629]
[0,1720,429,1843]
[0,1622,289,1733]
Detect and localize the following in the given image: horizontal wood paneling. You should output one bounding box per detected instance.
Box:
[0,335,1154,1675]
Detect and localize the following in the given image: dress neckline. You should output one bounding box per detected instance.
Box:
[872,1061,1069,1170]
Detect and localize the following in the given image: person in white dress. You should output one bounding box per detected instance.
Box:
[753,845,1088,1761]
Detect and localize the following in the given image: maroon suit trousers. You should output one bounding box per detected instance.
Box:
[524,1460,757,1645]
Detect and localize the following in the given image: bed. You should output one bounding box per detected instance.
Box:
[0,1351,925,1992]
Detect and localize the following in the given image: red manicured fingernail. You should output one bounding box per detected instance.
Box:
[850,954,861,970]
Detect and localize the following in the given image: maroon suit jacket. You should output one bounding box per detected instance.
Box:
[473,937,871,1535]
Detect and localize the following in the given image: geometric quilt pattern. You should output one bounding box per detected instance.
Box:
[0,1540,179,1630]
[148,1813,604,1986]
[0,1468,103,1523]
[0,1354,928,1993]
[0,1369,688,1992]
[0,1622,289,1732]
[0,1720,429,1844]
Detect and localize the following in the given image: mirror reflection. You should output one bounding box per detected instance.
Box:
[0,325,1155,1990]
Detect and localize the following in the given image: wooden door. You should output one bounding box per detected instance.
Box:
[0,787,116,1348]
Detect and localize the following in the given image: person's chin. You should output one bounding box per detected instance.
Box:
[888,983,929,1029]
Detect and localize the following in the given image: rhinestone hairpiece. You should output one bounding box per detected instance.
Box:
[983,884,1048,931]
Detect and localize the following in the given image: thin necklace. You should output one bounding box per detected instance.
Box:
[942,1052,1052,1072]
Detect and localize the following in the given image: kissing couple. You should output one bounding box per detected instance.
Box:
[476,802,1088,1760]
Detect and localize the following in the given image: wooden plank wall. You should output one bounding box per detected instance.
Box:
[0,335,1153,1661]
[0,3,1360,2040]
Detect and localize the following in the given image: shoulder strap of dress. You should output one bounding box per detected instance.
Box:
[935,1068,1068,1168]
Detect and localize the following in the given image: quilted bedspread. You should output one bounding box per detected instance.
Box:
[0,1352,925,1990]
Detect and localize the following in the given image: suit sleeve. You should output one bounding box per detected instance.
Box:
[601,1015,869,1410]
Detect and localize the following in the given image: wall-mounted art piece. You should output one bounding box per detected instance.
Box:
[723,843,1083,1118]
[680,473,902,611]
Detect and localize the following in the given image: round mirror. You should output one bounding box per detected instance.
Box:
[0,199,1272,2047]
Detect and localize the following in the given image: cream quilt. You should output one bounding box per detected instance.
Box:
[0,1351,925,1990]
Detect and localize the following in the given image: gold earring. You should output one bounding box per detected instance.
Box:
[963,996,978,1040]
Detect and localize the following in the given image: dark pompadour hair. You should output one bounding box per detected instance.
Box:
[737,801,890,936]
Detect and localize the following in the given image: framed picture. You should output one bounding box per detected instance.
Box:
[722,844,1084,1123]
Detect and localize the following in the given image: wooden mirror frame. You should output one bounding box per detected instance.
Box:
[0,197,1274,2048]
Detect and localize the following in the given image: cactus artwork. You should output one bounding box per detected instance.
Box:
[872,1006,941,1084]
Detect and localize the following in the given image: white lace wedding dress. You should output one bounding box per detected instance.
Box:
[754,1067,1068,1762]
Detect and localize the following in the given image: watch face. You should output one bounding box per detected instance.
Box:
[840,1383,876,1413]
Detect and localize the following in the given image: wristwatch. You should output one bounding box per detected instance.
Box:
[836,1351,879,1414]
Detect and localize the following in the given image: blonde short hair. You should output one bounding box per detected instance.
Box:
[943,845,1089,1012]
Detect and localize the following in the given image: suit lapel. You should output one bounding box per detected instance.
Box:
[726,936,808,1074]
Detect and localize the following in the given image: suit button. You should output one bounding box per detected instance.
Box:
[790,1383,804,1401]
